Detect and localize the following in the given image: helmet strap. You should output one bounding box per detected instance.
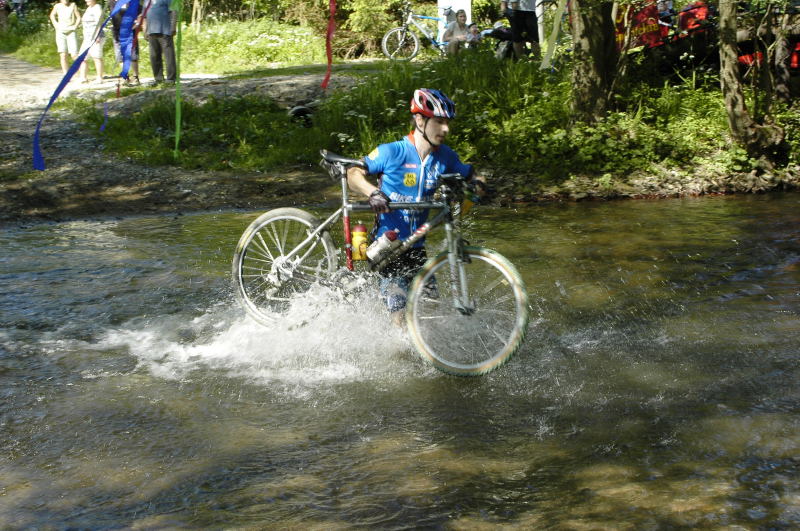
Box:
[414,115,434,147]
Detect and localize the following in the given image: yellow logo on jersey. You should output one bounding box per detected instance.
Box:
[403,172,417,187]
[367,148,379,160]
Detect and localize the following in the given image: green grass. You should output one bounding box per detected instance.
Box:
[67,49,761,187]
[1,9,327,76]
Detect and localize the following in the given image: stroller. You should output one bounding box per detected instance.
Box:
[485,22,514,59]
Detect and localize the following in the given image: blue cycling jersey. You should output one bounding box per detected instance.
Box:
[363,133,472,247]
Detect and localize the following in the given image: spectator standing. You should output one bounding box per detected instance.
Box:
[501,0,539,59]
[107,0,141,86]
[143,0,177,85]
[443,9,469,55]
[78,0,105,84]
[49,0,81,74]
[11,0,23,18]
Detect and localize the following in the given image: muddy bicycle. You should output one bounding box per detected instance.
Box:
[232,150,529,376]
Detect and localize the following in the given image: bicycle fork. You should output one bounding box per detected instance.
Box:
[444,221,475,316]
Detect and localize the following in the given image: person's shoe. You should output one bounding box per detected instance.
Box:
[130,76,140,86]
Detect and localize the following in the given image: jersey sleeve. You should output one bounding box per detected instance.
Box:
[443,146,473,178]
[363,142,397,176]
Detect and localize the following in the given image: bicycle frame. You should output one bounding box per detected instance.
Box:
[304,154,475,313]
[404,11,447,50]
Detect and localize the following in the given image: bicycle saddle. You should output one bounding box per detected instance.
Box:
[320,149,366,168]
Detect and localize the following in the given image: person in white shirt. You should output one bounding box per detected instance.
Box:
[78,0,105,83]
[49,0,81,73]
[443,9,469,55]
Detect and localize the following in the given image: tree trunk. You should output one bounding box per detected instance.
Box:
[717,0,785,164]
[191,0,205,30]
[569,0,618,123]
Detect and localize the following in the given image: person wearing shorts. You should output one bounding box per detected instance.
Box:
[347,89,486,325]
[501,0,539,59]
[78,0,105,83]
[50,0,81,74]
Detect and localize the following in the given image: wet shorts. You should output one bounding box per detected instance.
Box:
[379,248,435,313]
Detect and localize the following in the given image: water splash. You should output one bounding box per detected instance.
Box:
[99,285,423,387]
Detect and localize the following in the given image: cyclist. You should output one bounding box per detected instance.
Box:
[347,88,485,323]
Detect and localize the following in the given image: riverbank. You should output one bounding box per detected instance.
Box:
[1,54,798,225]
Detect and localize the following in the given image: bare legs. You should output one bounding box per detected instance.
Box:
[79,56,104,83]
[59,52,77,74]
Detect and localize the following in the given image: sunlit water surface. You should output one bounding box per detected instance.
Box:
[1,193,799,528]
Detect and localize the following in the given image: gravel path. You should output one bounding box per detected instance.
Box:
[0,54,345,224]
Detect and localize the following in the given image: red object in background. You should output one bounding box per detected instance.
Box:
[738,51,763,66]
[615,0,668,50]
[321,0,336,90]
[677,1,710,33]
[791,41,800,69]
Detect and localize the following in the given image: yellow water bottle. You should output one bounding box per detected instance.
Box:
[351,221,368,260]
[461,189,479,216]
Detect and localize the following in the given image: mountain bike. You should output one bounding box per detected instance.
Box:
[232,150,529,376]
[382,1,450,60]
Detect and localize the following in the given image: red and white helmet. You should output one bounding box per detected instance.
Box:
[410,88,456,119]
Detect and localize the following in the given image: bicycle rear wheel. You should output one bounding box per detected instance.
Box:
[232,208,338,326]
[406,246,529,376]
[382,27,420,60]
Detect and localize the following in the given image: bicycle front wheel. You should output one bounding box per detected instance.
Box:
[406,246,529,376]
[232,208,338,326]
[381,27,420,60]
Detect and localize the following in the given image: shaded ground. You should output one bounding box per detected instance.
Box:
[0,54,348,224]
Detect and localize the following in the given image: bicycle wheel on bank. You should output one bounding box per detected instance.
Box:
[232,208,338,326]
[381,27,420,60]
[406,246,529,376]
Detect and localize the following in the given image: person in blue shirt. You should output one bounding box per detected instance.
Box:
[142,0,176,84]
[347,88,485,322]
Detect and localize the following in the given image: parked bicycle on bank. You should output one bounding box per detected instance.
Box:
[382,1,452,60]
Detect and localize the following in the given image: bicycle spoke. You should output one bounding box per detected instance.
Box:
[234,209,338,326]
[407,248,529,375]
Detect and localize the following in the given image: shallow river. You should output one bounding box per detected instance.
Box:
[1,193,799,528]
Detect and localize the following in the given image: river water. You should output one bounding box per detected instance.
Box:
[1,193,798,528]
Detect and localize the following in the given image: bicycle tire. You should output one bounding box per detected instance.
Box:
[406,246,529,376]
[381,27,421,60]
[232,208,338,326]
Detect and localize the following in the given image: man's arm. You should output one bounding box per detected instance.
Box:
[347,165,390,213]
[346,165,379,197]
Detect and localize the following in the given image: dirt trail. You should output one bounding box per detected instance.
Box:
[0,54,347,224]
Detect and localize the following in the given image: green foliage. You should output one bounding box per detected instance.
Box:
[78,46,787,187]
[470,0,499,25]
[179,18,326,71]
[84,94,330,169]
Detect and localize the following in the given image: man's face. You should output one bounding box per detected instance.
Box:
[419,115,450,146]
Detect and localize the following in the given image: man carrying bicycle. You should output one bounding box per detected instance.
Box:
[347,88,485,322]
